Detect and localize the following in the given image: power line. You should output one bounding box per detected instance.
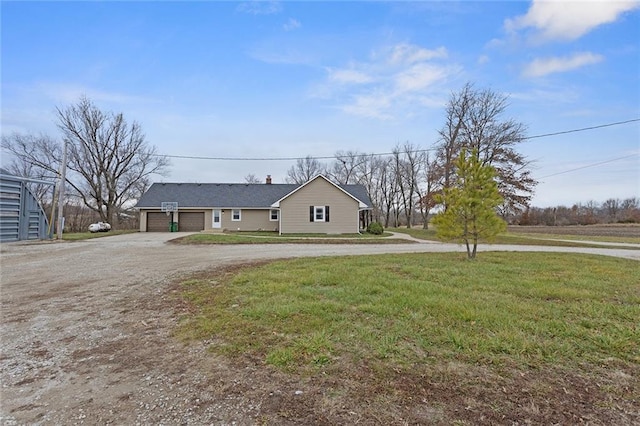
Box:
[524,118,639,140]
[536,154,639,179]
[156,118,639,162]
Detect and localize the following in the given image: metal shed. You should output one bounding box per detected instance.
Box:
[0,169,53,242]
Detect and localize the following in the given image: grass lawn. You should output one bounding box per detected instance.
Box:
[175,252,639,424]
[392,227,640,249]
[170,231,409,245]
[62,230,137,240]
[508,231,640,245]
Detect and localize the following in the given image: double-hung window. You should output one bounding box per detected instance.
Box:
[309,205,330,222]
[270,209,279,221]
[231,209,241,221]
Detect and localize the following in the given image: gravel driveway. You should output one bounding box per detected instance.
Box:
[1,233,638,424]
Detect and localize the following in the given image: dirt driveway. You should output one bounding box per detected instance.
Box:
[1,233,638,424]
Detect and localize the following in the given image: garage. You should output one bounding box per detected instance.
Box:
[146,212,171,232]
[178,212,205,232]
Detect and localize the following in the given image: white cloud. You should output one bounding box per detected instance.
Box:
[383,43,448,65]
[522,52,604,77]
[327,68,374,84]
[317,42,455,119]
[283,18,301,31]
[506,0,640,42]
[394,63,448,93]
[477,54,490,65]
[236,1,282,15]
[340,92,394,120]
[249,47,316,65]
[509,86,580,104]
[485,38,506,49]
[38,83,147,105]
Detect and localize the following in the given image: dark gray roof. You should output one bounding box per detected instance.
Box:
[136,181,372,209]
[338,183,372,207]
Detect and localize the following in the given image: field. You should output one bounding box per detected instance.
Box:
[176,252,640,425]
[391,224,640,246]
[508,224,640,242]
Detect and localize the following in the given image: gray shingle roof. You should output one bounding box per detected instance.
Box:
[136,181,372,209]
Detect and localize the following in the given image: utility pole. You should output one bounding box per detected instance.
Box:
[56,140,68,239]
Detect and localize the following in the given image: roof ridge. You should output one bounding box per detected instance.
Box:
[153,182,296,185]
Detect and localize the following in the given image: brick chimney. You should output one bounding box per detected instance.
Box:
[266,175,272,184]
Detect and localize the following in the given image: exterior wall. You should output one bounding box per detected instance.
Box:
[203,210,213,230]
[279,178,359,234]
[139,210,148,232]
[0,176,50,242]
[220,208,277,231]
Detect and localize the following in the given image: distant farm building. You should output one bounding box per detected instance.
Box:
[0,169,52,242]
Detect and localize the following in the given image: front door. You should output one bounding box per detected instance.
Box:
[212,209,222,228]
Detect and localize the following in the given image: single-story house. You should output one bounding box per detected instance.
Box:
[135,175,373,234]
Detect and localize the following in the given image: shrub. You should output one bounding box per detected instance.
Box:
[367,222,384,235]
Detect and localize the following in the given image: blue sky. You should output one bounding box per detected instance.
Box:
[2,1,639,207]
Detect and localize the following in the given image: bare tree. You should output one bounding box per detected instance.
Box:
[285,155,325,184]
[621,197,639,222]
[414,152,440,229]
[514,196,640,225]
[2,97,169,228]
[436,83,473,195]
[327,150,364,185]
[372,158,392,227]
[353,153,382,220]
[392,142,425,228]
[244,174,262,184]
[1,133,60,207]
[602,198,620,223]
[435,83,537,217]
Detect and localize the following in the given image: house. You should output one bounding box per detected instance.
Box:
[135,175,373,234]
[0,169,53,242]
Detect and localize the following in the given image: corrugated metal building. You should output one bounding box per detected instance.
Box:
[0,169,52,242]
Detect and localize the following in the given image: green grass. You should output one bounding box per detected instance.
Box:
[508,231,640,245]
[62,230,137,240]
[176,252,640,376]
[391,227,640,249]
[171,231,409,245]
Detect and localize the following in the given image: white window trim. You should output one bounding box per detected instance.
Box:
[314,206,326,222]
[269,209,279,221]
[231,209,242,221]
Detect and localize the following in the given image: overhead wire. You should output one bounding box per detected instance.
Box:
[156,118,640,162]
[536,153,639,179]
[523,118,639,140]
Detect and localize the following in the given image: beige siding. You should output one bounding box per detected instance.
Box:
[203,210,213,230]
[220,209,278,231]
[139,211,148,232]
[279,178,359,234]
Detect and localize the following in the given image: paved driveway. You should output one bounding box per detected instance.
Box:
[1,233,638,424]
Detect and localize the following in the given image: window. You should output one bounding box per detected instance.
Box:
[232,209,241,221]
[270,209,279,221]
[309,206,330,222]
